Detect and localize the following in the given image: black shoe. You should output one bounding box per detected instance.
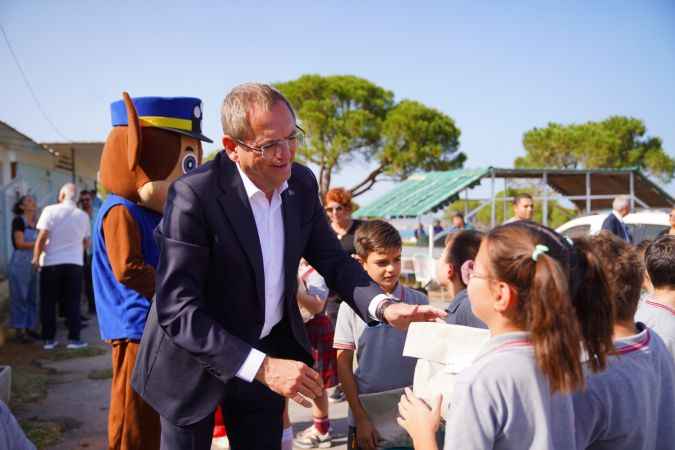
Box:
[81,315,90,322]
[12,330,29,344]
[25,329,41,340]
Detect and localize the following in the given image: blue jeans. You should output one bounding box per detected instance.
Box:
[8,249,38,329]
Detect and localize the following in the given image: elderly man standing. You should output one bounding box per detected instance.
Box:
[132,83,446,450]
[601,195,633,243]
[32,183,91,350]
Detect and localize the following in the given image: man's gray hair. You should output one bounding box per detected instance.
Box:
[612,195,630,211]
[220,83,296,140]
[59,182,77,202]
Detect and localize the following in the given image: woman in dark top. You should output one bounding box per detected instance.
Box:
[324,187,363,255]
[323,188,364,403]
[8,195,39,342]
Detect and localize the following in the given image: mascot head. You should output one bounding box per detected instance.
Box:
[100,92,212,212]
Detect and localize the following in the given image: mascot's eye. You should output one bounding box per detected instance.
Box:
[182,154,198,174]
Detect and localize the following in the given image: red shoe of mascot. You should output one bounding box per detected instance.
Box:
[92,93,210,450]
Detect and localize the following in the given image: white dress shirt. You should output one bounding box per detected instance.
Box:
[235,164,288,382]
[234,164,391,382]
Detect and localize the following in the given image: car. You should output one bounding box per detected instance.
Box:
[555,209,670,243]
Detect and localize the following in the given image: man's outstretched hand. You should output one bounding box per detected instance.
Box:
[383,303,447,331]
[255,356,323,407]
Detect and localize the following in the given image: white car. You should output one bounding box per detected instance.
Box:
[556,209,670,243]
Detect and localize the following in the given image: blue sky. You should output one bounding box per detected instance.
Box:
[1,1,674,203]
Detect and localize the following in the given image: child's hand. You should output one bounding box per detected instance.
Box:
[355,416,379,450]
[397,388,442,445]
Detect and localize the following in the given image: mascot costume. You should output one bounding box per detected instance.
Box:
[93,93,210,450]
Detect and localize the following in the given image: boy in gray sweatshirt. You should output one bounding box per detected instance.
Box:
[573,233,675,450]
[635,235,675,361]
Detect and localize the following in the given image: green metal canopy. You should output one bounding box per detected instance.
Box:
[353,169,489,218]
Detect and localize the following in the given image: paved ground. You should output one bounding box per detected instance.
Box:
[18,317,112,450]
[288,391,350,449]
[9,293,449,449]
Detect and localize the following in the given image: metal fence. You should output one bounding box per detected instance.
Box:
[0,173,63,274]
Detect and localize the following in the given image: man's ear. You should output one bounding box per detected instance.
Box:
[222,136,238,162]
[446,264,456,283]
[353,254,364,265]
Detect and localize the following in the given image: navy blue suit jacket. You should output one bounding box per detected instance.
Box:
[601,212,632,243]
[132,152,382,425]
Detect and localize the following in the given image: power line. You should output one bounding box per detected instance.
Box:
[0,22,70,141]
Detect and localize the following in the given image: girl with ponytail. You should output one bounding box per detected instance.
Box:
[397,221,615,450]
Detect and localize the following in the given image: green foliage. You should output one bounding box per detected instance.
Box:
[445,188,577,229]
[203,150,219,162]
[380,100,464,180]
[275,75,462,197]
[516,116,674,183]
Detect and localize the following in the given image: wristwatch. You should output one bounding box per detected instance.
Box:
[375,298,395,324]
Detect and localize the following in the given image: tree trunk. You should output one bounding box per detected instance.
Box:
[350,164,385,198]
[319,165,332,199]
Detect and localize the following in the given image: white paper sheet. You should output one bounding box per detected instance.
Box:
[403,322,490,418]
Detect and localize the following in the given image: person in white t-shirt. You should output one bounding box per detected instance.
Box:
[32,182,91,350]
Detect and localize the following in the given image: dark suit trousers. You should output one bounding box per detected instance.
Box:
[159,320,302,450]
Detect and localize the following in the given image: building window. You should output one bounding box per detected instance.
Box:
[10,162,17,179]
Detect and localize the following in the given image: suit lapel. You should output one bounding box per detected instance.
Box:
[281,183,300,299]
[215,154,265,308]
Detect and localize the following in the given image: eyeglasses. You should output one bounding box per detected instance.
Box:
[235,125,305,159]
[325,205,345,214]
[465,260,490,281]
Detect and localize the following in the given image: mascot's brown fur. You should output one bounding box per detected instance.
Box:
[95,92,204,450]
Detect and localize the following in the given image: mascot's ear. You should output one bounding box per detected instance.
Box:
[122,92,141,172]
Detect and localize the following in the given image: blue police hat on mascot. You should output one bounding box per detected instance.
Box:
[110,96,213,143]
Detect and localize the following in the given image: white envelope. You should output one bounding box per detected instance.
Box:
[403,322,490,419]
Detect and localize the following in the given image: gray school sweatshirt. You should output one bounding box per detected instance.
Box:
[443,332,576,450]
[571,323,675,450]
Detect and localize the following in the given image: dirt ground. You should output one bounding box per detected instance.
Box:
[1,314,111,450]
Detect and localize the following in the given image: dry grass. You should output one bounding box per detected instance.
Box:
[11,366,50,406]
[20,418,64,449]
[40,345,107,362]
[88,368,113,380]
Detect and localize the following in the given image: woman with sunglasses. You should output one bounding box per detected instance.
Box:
[324,187,363,256]
[322,188,364,404]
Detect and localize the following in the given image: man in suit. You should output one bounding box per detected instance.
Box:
[132,83,446,450]
[601,195,633,243]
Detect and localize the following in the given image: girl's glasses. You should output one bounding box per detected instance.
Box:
[464,260,489,281]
